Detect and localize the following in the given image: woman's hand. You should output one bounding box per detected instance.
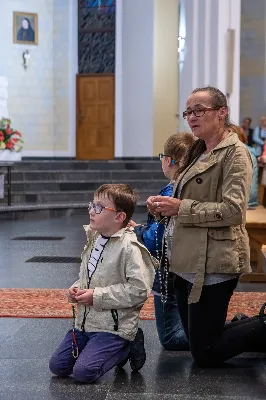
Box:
[146,196,181,217]
[146,196,159,215]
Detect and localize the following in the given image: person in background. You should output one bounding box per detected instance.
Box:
[231,124,258,209]
[242,117,254,147]
[252,116,266,156]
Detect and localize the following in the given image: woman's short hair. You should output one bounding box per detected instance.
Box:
[192,86,230,126]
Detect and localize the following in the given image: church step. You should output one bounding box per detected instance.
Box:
[0,202,147,221]
[12,160,162,171]
[4,170,166,181]
[0,189,158,205]
[4,179,167,192]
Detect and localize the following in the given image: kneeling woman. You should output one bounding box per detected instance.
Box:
[148,86,266,367]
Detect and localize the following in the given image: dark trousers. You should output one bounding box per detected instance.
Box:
[174,275,265,367]
[49,329,130,383]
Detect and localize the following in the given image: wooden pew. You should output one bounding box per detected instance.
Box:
[240,205,266,282]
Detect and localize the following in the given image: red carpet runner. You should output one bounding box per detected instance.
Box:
[0,289,265,320]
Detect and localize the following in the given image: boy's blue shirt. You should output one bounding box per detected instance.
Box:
[134,182,173,256]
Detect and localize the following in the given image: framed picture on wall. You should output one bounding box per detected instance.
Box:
[13,12,38,45]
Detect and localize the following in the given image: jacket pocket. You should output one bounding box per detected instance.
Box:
[207,227,238,241]
[207,228,240,273]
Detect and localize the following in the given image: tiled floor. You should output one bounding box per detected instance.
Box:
[0,213,266,400]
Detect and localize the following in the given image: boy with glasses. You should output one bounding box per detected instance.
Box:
[49,184,156,383]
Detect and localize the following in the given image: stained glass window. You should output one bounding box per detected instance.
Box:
[78,0,115,73]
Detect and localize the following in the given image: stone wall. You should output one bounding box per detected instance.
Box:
[0,0,77,156]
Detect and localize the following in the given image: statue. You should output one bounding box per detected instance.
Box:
[22,50,30,70]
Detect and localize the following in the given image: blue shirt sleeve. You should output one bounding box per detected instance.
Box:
[137,183,173,253]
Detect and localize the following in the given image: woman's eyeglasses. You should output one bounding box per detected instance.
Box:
[88,202,119,214]
[183,107,219,120]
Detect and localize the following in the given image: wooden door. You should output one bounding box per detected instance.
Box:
[76,75,114,159]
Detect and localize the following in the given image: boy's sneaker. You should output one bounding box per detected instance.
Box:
[129,328,146,371]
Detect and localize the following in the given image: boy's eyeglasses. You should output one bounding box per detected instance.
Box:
[182,107,219,120]
[88,202,119,214]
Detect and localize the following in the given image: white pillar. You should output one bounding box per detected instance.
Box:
[153,0,179,155]
[115,0,179,157]
[115,0,154,157]
[179,0,241,129]
[114,0,123,157]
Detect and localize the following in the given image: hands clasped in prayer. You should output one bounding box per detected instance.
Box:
[146,195,181,217]
[67,287,94,306]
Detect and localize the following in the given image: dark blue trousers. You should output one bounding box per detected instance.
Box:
[49,329,130,383]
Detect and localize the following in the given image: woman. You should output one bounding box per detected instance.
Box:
[17,18,35,42]
[147,86,266,367]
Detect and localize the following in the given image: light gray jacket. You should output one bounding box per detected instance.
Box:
[71,225,157,341]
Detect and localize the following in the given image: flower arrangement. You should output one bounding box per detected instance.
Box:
[0,118,23,152]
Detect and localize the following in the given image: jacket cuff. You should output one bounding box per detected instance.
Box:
[93,287,103,311]
[178,200,222,224]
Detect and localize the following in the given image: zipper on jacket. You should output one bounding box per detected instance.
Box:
[81,306,90,332]
[111,309,119,331]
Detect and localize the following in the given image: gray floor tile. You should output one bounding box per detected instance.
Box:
[0,214,266,400]
[106,395,264,400]
[0,318,27,343]
[0,319,71,359]
[110,359,266,398]
[0,359,110,400]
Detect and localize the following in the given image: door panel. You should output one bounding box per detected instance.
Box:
[76,75,114,160]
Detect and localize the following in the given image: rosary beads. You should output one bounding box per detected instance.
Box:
[154,218,172,304]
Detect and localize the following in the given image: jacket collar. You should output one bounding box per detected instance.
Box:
[211,131,239,152]
[83,225,129,239]
[173,132,239,196]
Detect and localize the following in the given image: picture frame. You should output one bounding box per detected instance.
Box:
[13,12,38,45]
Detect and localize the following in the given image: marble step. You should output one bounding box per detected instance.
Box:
[0,189,159,204]
[4,179,167,192]
[11,160,162,171]
[0,202,147,220]
[4,169,165,181]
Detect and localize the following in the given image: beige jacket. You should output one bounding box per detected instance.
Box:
[71,226,157,341]
[169,133,253,303]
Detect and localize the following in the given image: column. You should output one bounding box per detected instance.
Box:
[115,0,179,157]
[240,0,266,124]
[153,0,179,155]
[179,0,241,130]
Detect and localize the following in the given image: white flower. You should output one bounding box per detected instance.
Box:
[0,142,6,150]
